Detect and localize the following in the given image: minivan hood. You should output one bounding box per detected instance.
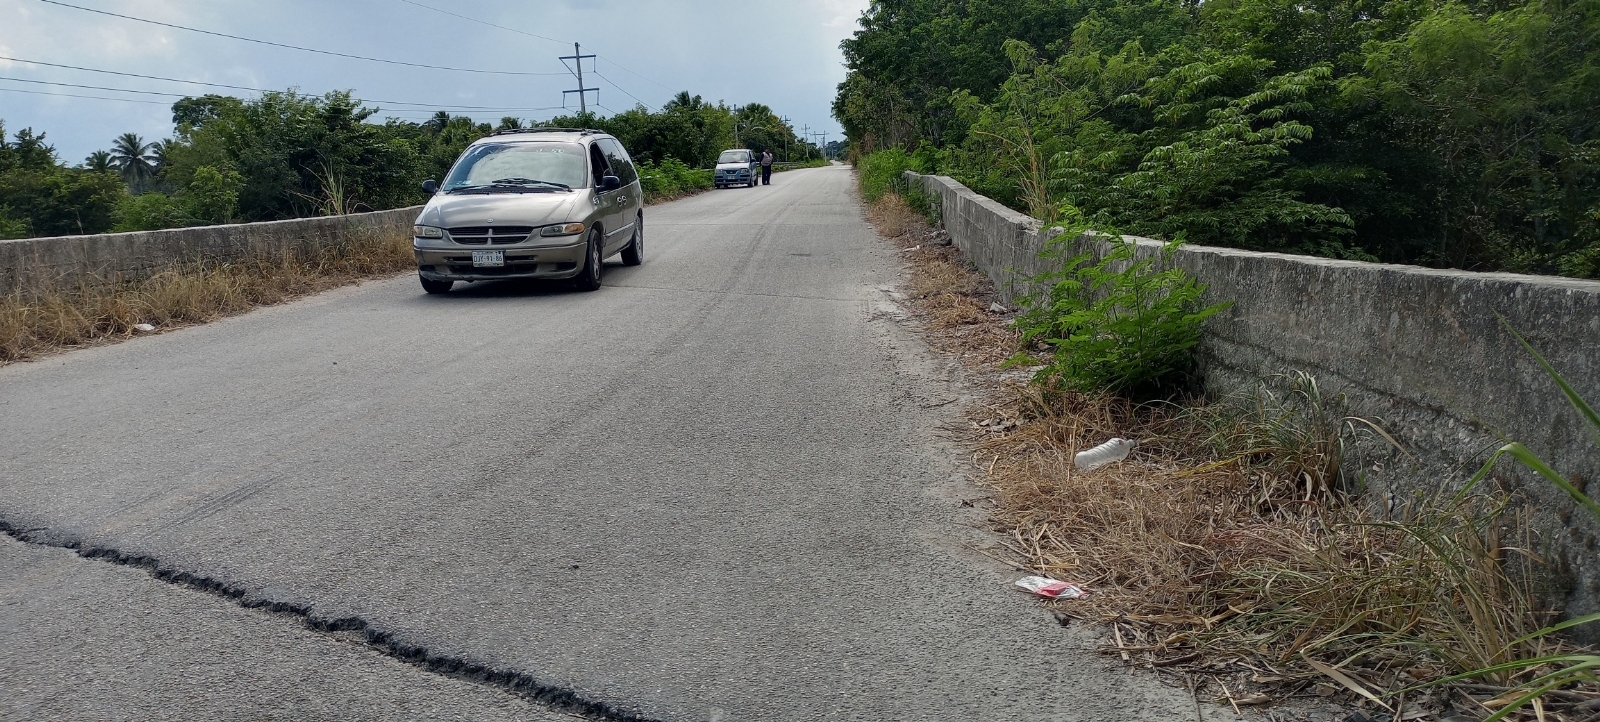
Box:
[715,162,750,170]
[417,192,583,229]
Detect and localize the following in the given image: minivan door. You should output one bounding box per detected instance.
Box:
[587,141,626,257]
[597,138,640,254]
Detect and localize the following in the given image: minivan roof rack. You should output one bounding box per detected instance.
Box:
[490,127,605,137]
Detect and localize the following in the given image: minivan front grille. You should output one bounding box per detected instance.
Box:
[447,226,535,245]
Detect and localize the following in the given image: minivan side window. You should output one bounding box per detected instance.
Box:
[588,143,611,187]
[598,139,638,185]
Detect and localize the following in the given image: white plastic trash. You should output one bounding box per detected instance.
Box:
[132,323,156,333]
[1074,438,1135,471]
[1015,576,1088,599]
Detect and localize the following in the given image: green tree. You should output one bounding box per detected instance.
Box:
[83,150,115,173]
[836,0,1600,277]
[110,132,158,192]
[0,122,125,237]
[112,191,186,232]
[181,165,244,224]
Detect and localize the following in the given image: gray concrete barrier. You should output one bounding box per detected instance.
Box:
[0,206,423,298]
[905,171,1600,625]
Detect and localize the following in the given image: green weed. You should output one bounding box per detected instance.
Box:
[1008,227,1229,397]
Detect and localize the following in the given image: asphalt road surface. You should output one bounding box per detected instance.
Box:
[0,166,1227,721]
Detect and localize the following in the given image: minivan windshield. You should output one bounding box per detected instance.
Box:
[442,142,586,192]
[717,150,751,164]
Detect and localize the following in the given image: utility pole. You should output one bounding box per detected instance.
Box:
[781,116,791,161]
[560,42,598,115]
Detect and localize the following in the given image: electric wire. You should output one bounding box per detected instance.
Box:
[592,71,654,111]
[0,57,568,111]
[393,0,567,46]
[37,0,570,76]
[0,87,169,104]
[390,0,675,97]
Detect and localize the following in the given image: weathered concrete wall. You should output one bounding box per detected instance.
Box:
[0,206,422,297]
[906,171,1600,624]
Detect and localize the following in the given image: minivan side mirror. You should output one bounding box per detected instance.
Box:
[600,175,622,192]
[421,179,438,194]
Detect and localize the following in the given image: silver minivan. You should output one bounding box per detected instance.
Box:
[412,129,644,294]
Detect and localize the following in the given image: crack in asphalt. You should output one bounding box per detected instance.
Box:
[0,517,667,722]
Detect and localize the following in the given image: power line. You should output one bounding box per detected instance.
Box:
[591,55,674,93]
[0,57,567,110]
[38,0,570,76]
[0,87,169,105]
[0,76,189,98]
[391,0,673,97]
[393,0,567,46]
[592,71,653,111]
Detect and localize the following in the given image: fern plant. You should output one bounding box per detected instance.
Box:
[1010,227,1229,397]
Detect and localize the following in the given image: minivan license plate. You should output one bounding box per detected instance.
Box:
[471,250,504,268]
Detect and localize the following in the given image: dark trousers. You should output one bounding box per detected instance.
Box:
[761,165,772,185]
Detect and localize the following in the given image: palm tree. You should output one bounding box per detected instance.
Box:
[109,132,157,192]
[148,139,174,173]
[425,111,452,134]
[83,150,115,173]
[664,91,704,112]
[496,116,524,131]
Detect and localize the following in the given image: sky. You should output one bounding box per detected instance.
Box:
[0,0,870,163]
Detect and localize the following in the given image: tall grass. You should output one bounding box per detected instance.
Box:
[0,228,411,363]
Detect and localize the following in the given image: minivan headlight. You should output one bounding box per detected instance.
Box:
[413,225,444,238]
[540,222,586,237]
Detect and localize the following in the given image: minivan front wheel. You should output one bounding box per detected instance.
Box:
[621,215,643,266]
[574,228,603,292]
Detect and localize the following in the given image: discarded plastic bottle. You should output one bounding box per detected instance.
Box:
[1074,438,1135,471]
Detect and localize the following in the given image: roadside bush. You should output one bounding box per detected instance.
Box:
[1010,228,1228,397]
[112,192,186,232]
[856,148,916,202]
[637,157,711,203]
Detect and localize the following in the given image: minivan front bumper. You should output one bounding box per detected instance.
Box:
[414,239,587,282]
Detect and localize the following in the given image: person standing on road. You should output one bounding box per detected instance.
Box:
[761,149,774,186]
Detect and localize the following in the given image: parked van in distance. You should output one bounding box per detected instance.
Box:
[411,128,645,294]
[714,149,759,189]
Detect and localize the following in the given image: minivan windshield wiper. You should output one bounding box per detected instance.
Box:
[491,177,570,190]
[445,178,571,194]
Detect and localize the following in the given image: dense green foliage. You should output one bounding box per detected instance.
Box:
[1010,229,1229,396]
[0,122,123,238]
[836,0,1600,276]
[637,157,713,200]
[856,147,918,201]
[2,89,818,238]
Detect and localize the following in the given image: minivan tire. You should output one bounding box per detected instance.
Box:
[420,276,453,294]
[621,215,643,266]
[574,228,603,292]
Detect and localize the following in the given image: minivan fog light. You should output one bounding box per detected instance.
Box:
[540,222,586,237]
[413,225,443,238]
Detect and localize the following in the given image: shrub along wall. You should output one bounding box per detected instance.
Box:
[905,170,1600,623]
[0,206,422,298]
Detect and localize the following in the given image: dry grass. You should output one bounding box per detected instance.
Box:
[1,228,412,364]
[866,193,1018,367]
[862,183,1598,720]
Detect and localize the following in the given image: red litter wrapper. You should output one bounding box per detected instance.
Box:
[1015,576,1088,599]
